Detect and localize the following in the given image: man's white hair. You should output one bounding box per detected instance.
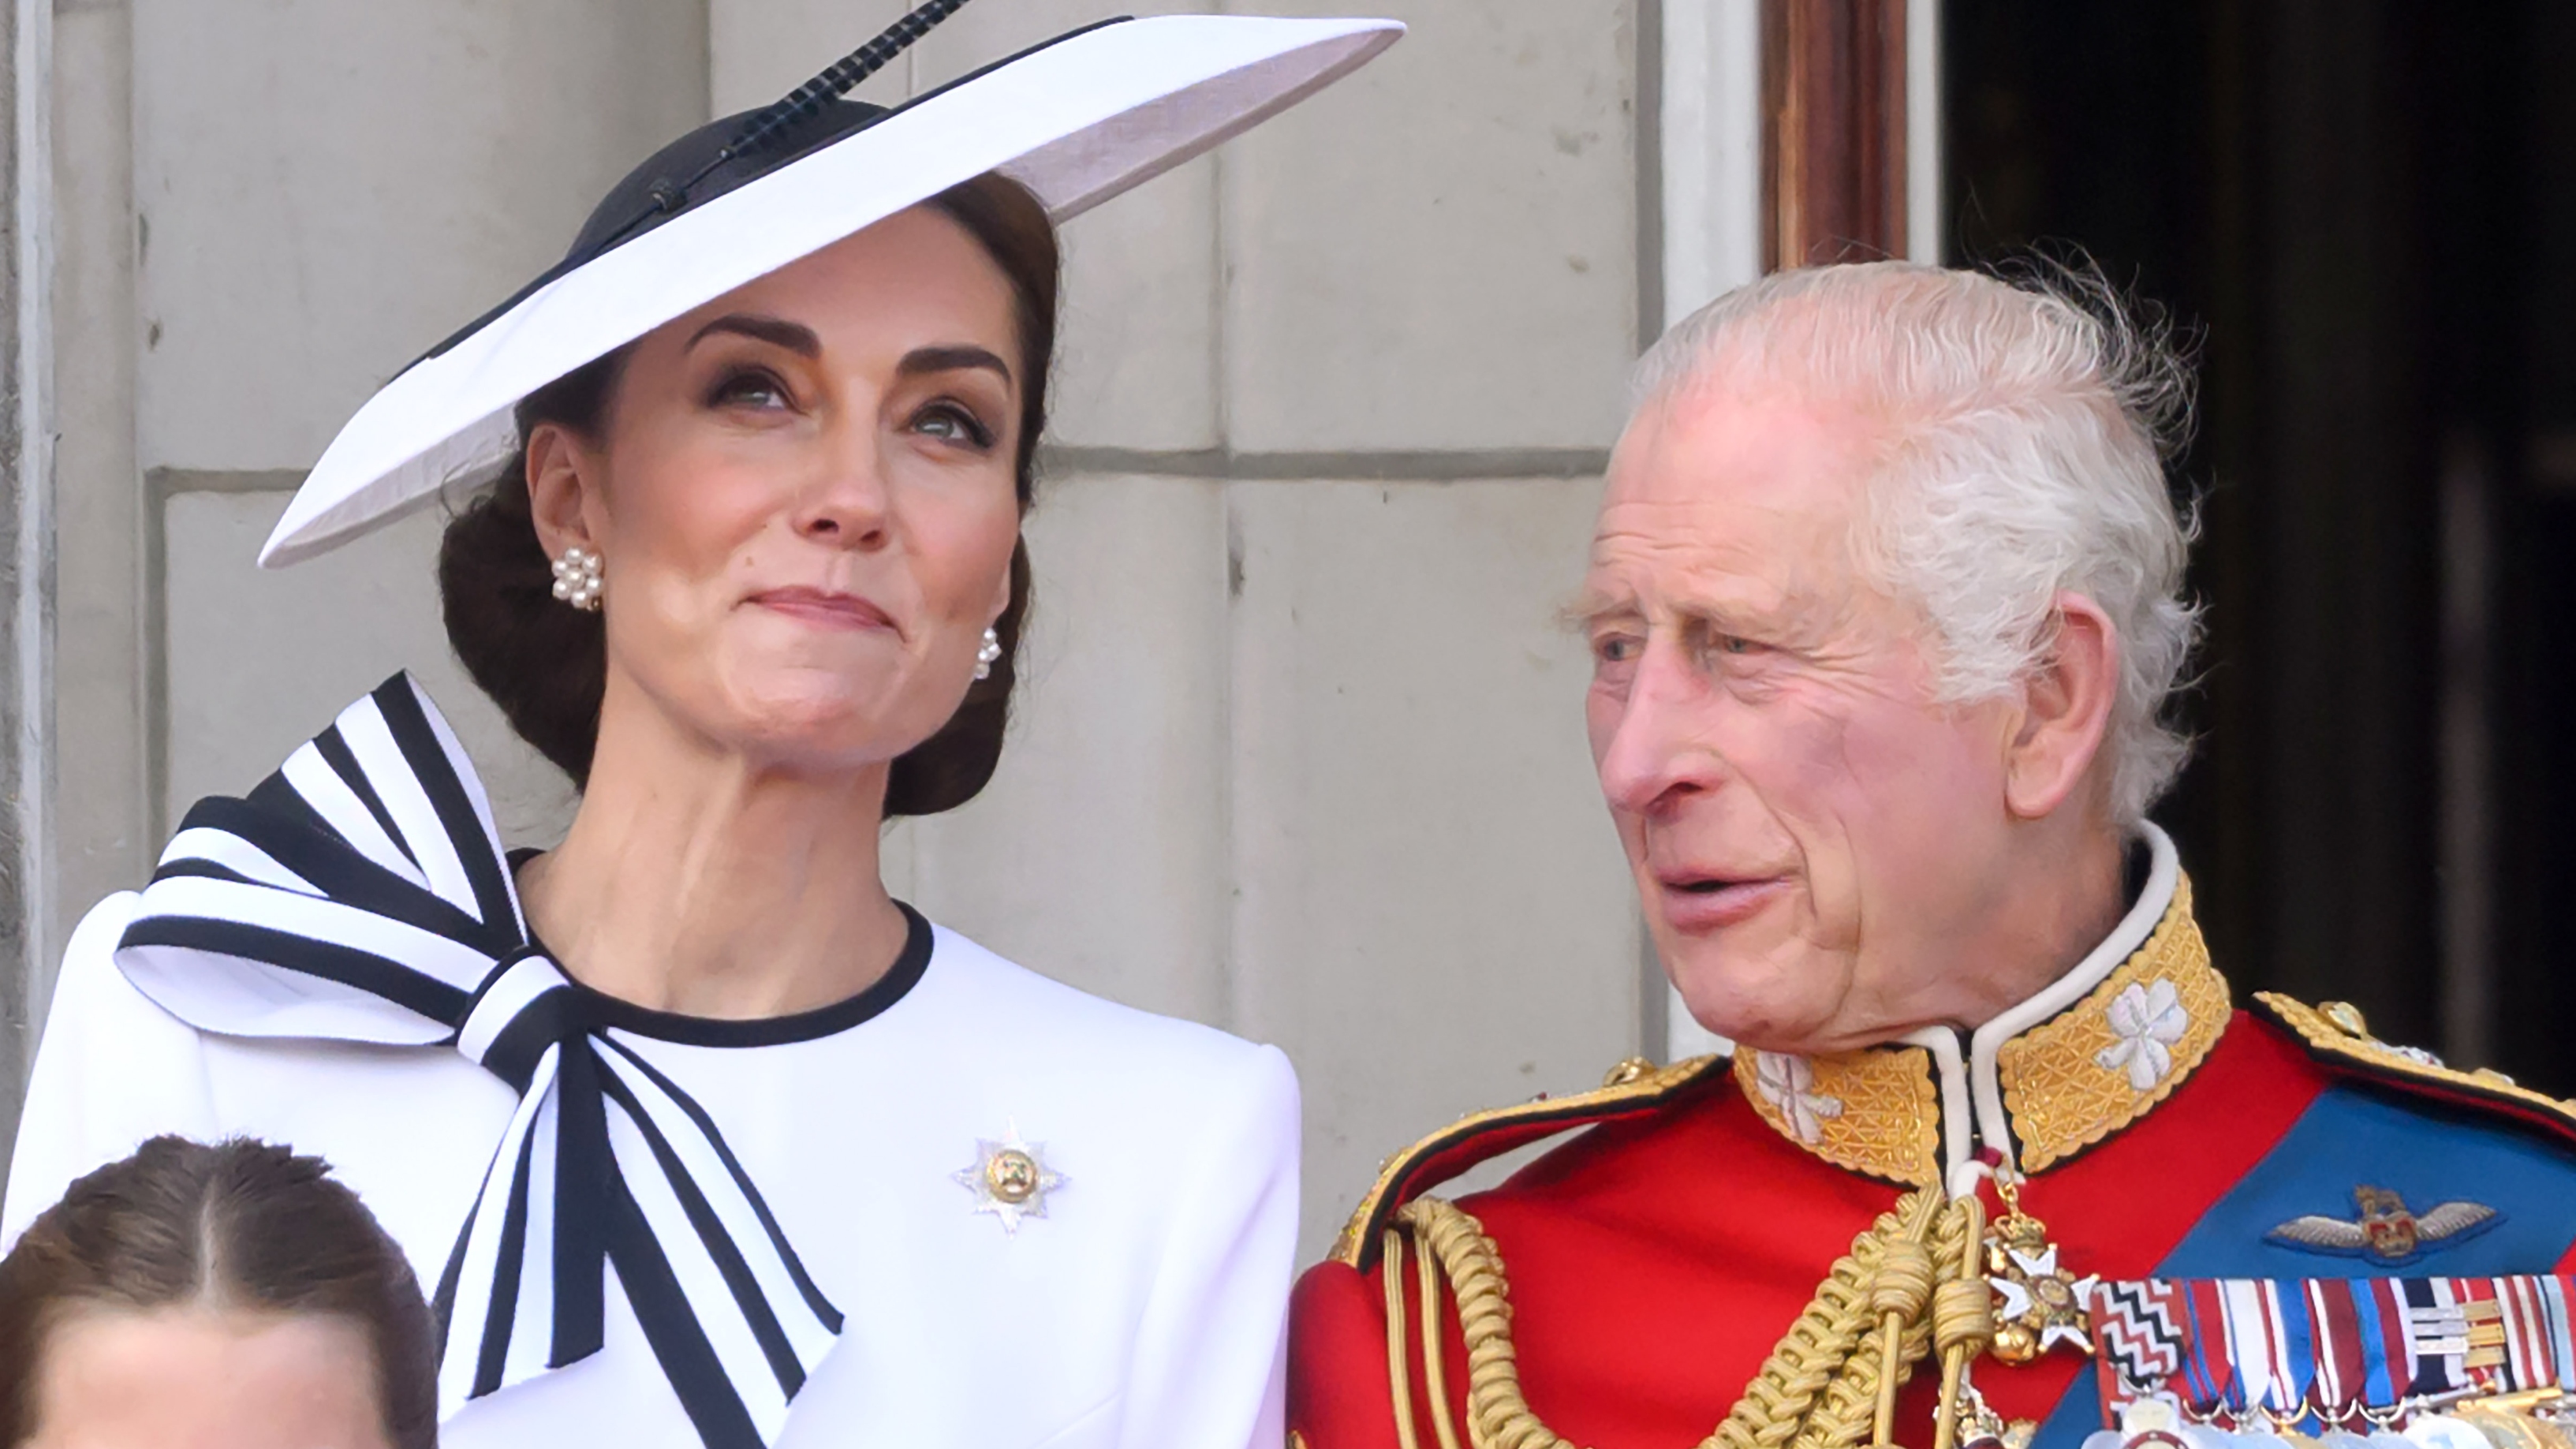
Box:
[1631,260,2202,827]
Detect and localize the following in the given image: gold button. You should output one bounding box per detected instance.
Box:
[987,1149,1041,1204]
[1602,1056,1653,1089]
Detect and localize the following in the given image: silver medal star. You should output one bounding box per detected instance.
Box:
[953,1120,1066,1234]
[1989,1242,2100,1358]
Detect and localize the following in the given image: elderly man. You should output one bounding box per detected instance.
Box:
[1288,264,2576,1449]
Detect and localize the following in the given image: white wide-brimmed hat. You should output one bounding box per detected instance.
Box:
[259,5,1402,568]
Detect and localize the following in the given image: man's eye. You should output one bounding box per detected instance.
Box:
[1713,633,1763,657]
[1594,635,1641,664]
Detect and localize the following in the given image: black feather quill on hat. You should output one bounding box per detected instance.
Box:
[424,0,993,364]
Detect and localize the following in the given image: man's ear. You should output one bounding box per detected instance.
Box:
[2004,592,2119,820]
[525,421,602,559]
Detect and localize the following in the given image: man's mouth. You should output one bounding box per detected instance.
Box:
[1651,871,1790,928]
[1656,869,1774,893]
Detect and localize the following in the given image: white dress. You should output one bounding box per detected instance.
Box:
[1,678,1300,1449]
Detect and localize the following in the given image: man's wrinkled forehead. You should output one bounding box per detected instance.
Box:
[1586,386,1883,597]
[1577,515,1860,647]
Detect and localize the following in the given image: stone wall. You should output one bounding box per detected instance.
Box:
[0,0,26,1176]
[15,0,1665,1262]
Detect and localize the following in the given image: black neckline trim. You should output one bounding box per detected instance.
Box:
[506,850,934,1048]
[581,902,932,1047]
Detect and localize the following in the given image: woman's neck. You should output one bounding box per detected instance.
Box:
[516,686,910,1020]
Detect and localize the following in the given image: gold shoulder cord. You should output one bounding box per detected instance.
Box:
[1379,1189,1994,1449]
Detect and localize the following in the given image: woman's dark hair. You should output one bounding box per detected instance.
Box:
[438,170,1060,814]
[0,1136,436,1449]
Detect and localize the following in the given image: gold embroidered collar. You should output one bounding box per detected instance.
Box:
[1733,827,2228,1187]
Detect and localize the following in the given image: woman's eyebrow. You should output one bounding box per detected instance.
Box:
[898,345,1014,385]
[686,313,820,357]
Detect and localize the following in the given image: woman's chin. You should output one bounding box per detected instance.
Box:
[697,680,941,775]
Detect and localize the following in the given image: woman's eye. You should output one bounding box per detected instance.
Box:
[708,368,790,410]
[913,402,996,450]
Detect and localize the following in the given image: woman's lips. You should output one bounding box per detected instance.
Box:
[1655,874,1791,932]
[747,587,898,633]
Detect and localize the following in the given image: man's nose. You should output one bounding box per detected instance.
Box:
[1597,643,1722,818]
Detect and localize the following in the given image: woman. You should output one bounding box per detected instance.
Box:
[2,9,1400,1448]
[0,1136,436,1449]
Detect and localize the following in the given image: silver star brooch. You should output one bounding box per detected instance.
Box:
[953,1121,1066,1234]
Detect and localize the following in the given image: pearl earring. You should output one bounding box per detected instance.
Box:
[551,546,603,612]
[975,626,1002,682]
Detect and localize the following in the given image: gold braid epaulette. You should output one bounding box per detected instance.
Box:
[1376,1187,1993,1449]
[2255,993,2576,1138]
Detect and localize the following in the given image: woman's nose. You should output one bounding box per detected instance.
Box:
[794,424,893,547]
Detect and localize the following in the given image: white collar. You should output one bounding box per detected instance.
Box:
[1736,823,2229,1190]
[1933,820,2181,1183]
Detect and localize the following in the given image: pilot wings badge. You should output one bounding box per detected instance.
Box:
[2265,1185,2499,1265]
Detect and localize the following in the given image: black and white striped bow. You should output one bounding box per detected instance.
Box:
[116,674,841,1448]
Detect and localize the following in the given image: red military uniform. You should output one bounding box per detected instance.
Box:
[1290,847,2576,1449]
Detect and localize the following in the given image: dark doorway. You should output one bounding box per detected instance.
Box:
[1944,1,2576,1091]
